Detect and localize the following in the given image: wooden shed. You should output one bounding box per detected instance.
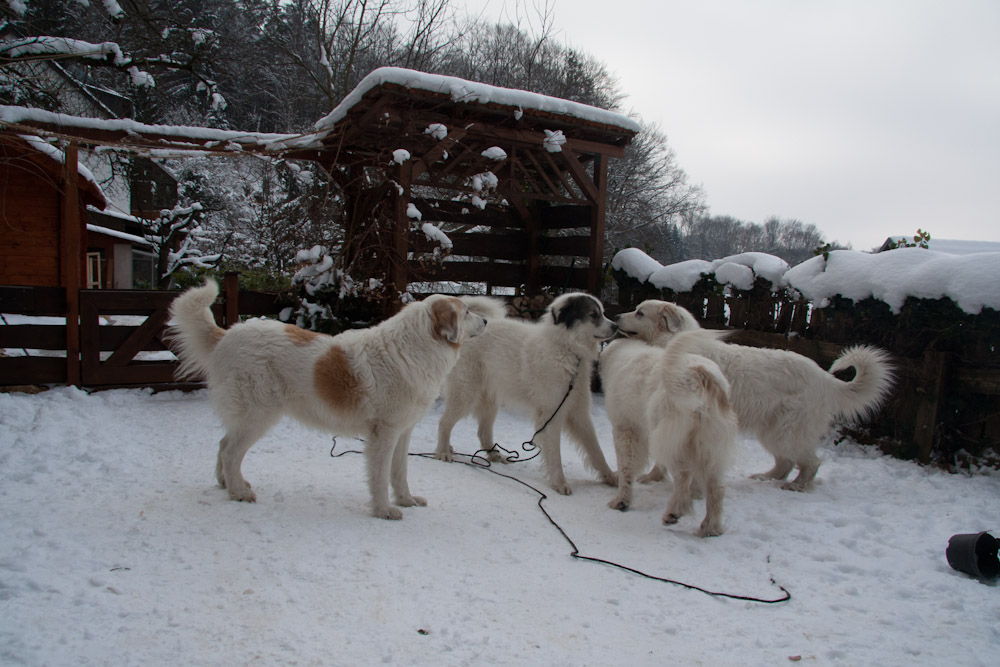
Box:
[0,134,106,288]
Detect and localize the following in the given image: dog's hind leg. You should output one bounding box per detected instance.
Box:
[638,464,666,484]
[782,456,821,492]
[697,476,726,537]
[662,468,694,525]
[750,454,794,482]
[565,407,616,486]
[390,427,427,508]
[218,412,279,503]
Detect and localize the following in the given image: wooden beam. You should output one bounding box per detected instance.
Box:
[559,149,600,204]
[60,141,81,387]
[412,128,469,179]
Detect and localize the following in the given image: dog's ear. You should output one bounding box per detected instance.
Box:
[430,297,462,344]
[661,305,689,333]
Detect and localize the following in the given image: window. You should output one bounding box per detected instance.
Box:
[131,250,155,288]
[86,252,103,289]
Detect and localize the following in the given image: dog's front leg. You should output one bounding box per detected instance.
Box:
[365,425,404,520]
[390,427,427,508]
[608,425,639,510]
[565,405,616,486]
[534,417,571,495]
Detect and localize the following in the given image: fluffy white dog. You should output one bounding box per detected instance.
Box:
[601,332,738,536]
[616,299,894,491]
[169,280,487,519]
[434,293,618,494]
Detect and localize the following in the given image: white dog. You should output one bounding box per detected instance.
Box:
[601,333,738,536]
[168,280,487,519]
[434,293,618,494]
[616,300,894,491]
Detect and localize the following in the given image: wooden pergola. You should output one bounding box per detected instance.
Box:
[308,69,639,301]
[1,68,637,308]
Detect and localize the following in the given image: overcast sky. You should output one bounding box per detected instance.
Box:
[462,0,1000,251]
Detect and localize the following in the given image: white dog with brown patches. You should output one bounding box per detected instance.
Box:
[615,299,894,491]
[601,332,738,536]
[168,281,487,519]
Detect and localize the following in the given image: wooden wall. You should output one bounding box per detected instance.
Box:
[0,139,91,288]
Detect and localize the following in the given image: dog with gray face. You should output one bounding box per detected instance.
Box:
[435,293,618,495]
[614,299,894,491]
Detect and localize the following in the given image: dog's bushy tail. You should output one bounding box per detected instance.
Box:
[460,295,508,322]
[168,280,224,381]
[828,346,895,422]
[661,329,731,368]
[659,330,734,412]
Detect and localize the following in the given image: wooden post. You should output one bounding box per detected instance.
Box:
[223,271,239,328]
[389,162,413,313]
[60,141,82,387]
[912,351,950,463]
[587,154,607,295]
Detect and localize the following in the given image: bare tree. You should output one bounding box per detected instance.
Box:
[605,118,705,261]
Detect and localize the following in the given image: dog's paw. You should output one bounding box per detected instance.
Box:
[608,497,630,511]
[373,506,404,520]
[696,522,724,538]
[599,470,618,486]
[395,495,427,507]
[639,466,665,484]
[780,481,809,492]
[661,512,681,525]
[551,482,572,496]
[433,448,454,463]
[228,485,256,503]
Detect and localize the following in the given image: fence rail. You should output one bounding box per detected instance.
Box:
[1,274,285,390]
[613,270,1000,467]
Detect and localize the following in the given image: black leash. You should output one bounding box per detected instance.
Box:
[329,354,790,604]
[330,440,791,605]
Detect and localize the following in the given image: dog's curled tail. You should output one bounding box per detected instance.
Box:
[460,295,509,322]
[168,280,225,381]
[828,345,895,423]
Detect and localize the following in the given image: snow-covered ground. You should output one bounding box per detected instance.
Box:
[1,387,997,666]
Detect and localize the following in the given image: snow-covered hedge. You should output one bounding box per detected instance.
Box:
[612,247,1000,315]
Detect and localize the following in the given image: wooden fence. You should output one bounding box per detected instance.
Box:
[1,274,285,390]
[613,271,1000,468]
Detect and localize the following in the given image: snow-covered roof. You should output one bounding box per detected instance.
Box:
[0,105,306,152]
[86,223,151,247]
[313,67,641,135]
[613,247,1000,315]
[1,133,106,207]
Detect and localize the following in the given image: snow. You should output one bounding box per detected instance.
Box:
[392,149,411,164]
[543,129,567,152]
[313,67,641,134]
[614,247,1000,314]
[406,203,422,220]
[0,387,997,665]
[425,123,448,140]
[481,146,507,160]
[421,223,452,250]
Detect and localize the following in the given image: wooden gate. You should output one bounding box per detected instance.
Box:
[79,289,195,387]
